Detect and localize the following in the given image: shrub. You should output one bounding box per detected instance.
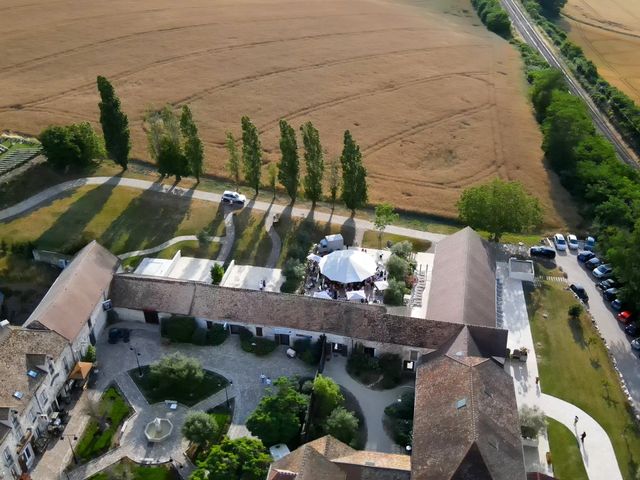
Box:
[240,329,277,356]
[281,258,305,293]
[191,327,207,346]
[149,353,205,396]
[82,345,96,363]
[386,254,410,282]
[325,407,359,446]
[312,375,344,420]
[384,278,407,306]
[210,263,225,284]
[390,240,413,260]
[384,391,414,447]
[164,315,197,343]
[206,324,229,346]
[378,353,402,389]
[568,303,583,320]
[347,344,380,377]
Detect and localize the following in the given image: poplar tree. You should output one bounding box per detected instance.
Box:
[300,122,324,206]
[97,76,130,169]
[340,130,368,212]
[241,116,262,194]
[180,105,204,182]
[277,120,299,201]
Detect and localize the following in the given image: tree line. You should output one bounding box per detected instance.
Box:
[39,76,369,212]
[470,0,512,38]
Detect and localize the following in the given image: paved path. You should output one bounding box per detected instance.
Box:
[0,176,446,245]
[216,211,235,263]
[499,263,623,480]
[323,355,410,454]
[554,250,640,412]
[118,235,224,260]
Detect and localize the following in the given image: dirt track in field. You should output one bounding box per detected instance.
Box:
[0,0,575,225]
[562,0,640,104]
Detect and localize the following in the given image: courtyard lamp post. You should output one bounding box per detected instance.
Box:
[130,345,143,377]
[60,433,79,464]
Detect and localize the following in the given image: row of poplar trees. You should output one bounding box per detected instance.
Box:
[226,118,368,212]
[94,78,368,211]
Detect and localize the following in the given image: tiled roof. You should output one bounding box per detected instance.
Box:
[427,227,497,328]
[271,442,347,480]
[411,355,525,480]
[334,450,411,471]
[25,241,119,341]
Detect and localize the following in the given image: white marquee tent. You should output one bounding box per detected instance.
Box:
[319,249,377,284]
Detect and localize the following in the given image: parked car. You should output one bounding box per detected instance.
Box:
[577,251,596,263]
[585,257,602,269]
[567,234,579,250]
[530,246,556,259]
[603,287,618,302]
[221,191,246,205]
[631,338,640,351]
[597,278,619,291]
[108,328,130,344]
[553,233,567,251]
[592,264,613,279]
[624,323,639,337]
[617,311,633,325]
[584,236,596,251]
[611,299,623,311]
[569,283,589,303]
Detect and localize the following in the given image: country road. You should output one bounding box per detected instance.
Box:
[500,0,639,168]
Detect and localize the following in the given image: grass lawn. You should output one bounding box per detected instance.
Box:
[88,458,179,480]
[121,240,221,270]
[275,214,343,267]
[547,418,588,480]
[361,230,432,252]
[130,367,228,407]
[526,280,640,479]
[0,185,225,255]
[228,207,272,266]
[75,387,131,463]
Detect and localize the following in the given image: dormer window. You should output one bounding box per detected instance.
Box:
[13,391,23,400]
[27,370,38,378]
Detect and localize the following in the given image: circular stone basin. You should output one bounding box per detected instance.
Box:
[144,417,173,443]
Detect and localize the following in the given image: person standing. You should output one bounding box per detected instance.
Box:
[574,416,579,426]
[581,432,586,444]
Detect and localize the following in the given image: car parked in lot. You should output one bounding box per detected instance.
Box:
[553,233,567,251]
[221,191,247,205]
[569,283,589,303]
[617,311,634,325]
[631,338,640,351]
[624,323,639,337]
[603,287,618,302]
[611,299,623,311]
[530,246,556,259]
[585,257,602,269]
[567,234,579,250]
[597,278,620,291]
[577,251,596,263]
[592,264,613,279]
[584,236,596,251]
[108,327,130,344]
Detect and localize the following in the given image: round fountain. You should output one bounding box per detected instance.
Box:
[144,417,173,443]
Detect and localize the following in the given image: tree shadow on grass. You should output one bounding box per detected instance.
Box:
[340,213,356,247]
[227,197,271,265]
[568,316,586,349]
[36,176,123,253]
[99,184,194,255]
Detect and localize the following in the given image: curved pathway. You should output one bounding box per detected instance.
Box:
[118,235,224,260]
[0,176,446,245]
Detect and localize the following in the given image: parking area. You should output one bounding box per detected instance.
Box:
[553,249,640,411]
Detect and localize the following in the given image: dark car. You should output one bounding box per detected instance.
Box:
[597,278,619,291]
[577,251,596,263]
[611,299,623,311]
[569,283,589,303]
[108,328,121,344]
[624,323,639,337]
[530,246,556,259]
[603,287,618,302]
[585,257,602,269]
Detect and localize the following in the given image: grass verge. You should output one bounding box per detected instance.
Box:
[547,418,588,480]
[361,231,432,251]
[525,280,640,478]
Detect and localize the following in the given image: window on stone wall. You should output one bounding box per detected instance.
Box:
[410,350,419,361]
[255,327,263,337]
[363,347,375,357]
[4,446,14,465]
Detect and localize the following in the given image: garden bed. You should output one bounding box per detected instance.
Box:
[75,387,131,463]
[130,367,228,407]
[88,457,179,480]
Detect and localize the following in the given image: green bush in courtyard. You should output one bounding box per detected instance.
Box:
[163,315,197,343]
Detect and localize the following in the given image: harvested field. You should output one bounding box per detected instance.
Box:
[0,0,574,225]
[562,0,640,104]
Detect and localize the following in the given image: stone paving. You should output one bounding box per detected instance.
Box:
[41,321,314,479]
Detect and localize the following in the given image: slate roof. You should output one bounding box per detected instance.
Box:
[427,227,497,328]
[270,440,348,480]
[411,355,525,480]
[25,241,119,341]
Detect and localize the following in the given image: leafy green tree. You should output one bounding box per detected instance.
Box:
[225,132,241,188]
[456,178,543,242]
[182,412,219,448]
[277,120,299,201]
[572,135,617,166]
[210,264,225,284]
[246,377,308,446]
[542,91,594,171]
[191,437,270,480]
[146,107,190,180]
[312,375,344,420]
[180,105,204,182]
[390,241,413,260]
[568,304,583,320]
[40,123,105,170]
[386,254,410,282]
[328,158,341,208]
[537,0,567,17]
[300,122,324,206]
[606,220,640,311]
[97,76,130,169]
[374,203,399,247]
[485,9,511,37]
[241,116,262,194]
[325,407,358,446]
[340,130,368,212]
[149,352,204,395]
[530,69,565,121]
